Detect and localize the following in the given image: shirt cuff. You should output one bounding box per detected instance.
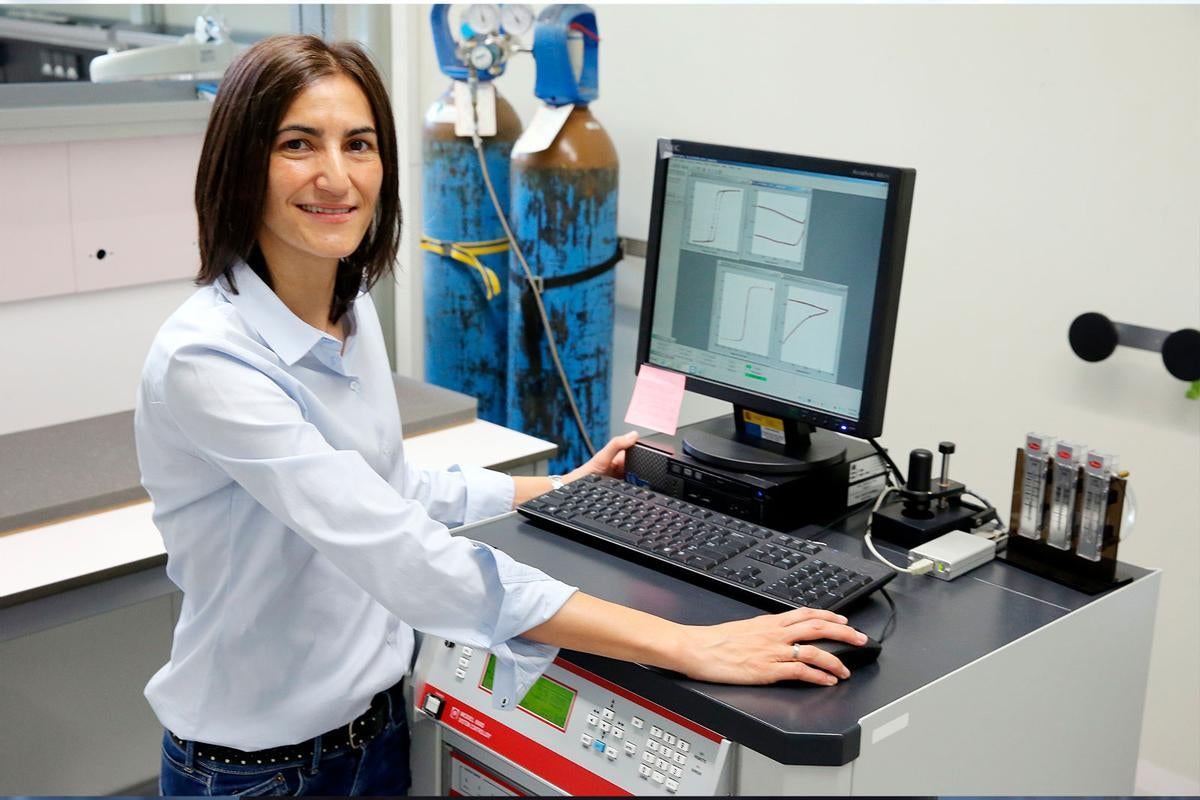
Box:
[452,464,516,524]
[476,548,578,710]
[488,637,563,712]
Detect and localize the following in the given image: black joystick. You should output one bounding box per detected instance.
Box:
[903,449,934,519]
[872,443,978,547]
[906,449,932,491]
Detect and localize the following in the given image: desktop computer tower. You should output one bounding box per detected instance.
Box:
[624,428,887,531]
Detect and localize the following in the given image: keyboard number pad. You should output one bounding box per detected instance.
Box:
[766,560,870,609]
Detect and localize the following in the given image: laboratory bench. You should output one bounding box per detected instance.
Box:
[409,507,1159,795]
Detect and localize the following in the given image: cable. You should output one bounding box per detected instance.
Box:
[803,497,875,541]
[464,71,597,457]
[963,488,1007,532]
[875,588,898,643]
[862,487,933,575]
[867,437,905,487]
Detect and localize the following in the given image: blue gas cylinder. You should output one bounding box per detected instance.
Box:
[421,84,521,425]
[506,104,620,472]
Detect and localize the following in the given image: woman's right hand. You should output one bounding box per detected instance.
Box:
[673,607,867,686]
[522,594,866,688]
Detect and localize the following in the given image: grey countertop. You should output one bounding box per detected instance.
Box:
[0,374,475,534]
[467,508,1152,766]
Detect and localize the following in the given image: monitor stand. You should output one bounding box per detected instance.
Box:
[681,406,847,476]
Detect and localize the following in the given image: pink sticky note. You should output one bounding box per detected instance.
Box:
[624,364,686,435]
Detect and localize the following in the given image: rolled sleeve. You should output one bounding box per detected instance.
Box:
[468,543,577,708]
[397,463,513,529]
[453,464,516,524]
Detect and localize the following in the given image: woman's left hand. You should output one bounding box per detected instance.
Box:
[566,431,639,483]
[514,431,640,506]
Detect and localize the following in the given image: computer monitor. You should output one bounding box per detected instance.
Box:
[636,139,915,475]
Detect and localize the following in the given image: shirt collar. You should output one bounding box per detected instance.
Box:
[218,261,346,367]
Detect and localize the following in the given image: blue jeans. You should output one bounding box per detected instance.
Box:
[159,693,411,796]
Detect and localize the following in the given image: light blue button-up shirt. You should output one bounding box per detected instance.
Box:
[134,262,576,750]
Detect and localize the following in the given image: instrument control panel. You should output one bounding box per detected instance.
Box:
[414,639,731,796]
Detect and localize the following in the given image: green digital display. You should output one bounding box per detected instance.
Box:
[480,654,576,730]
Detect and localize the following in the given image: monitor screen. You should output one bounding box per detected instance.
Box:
[638,140,914,440]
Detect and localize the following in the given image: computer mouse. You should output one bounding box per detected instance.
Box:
[807,637,882,670]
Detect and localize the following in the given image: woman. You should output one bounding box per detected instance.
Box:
[136,35,866,796]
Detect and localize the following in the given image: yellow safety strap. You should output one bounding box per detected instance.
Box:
[420,235,509,301]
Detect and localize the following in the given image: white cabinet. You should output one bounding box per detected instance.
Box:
[68,135,203,293]
[0,135,203,304]
[0,144,76,303]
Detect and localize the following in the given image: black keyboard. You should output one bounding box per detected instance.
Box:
[517,474,893,612]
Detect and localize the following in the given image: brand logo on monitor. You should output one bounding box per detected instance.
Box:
[1029,442,1041,451]
[1088,459,1103,469]
[1057,450,1072,459]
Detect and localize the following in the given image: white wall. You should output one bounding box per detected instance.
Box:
[0,281,197,436]
[0,135,203,434]
[403,4,1199,788]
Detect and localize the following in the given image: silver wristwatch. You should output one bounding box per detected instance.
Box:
[548,475,565,491]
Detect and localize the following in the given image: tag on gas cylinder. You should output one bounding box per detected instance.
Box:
[454,81,497,137]
[512,103,574,156]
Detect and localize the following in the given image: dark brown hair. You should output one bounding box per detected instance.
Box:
[195,35,399,324]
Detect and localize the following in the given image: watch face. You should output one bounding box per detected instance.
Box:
[500,4,534,35]
[465,3,500,35]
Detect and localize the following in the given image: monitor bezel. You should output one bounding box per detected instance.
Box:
[635,138,915,440]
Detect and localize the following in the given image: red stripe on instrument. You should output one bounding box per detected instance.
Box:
[421,684,631,796]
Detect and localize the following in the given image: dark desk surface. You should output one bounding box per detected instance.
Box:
[464,509,1150,766]
[0,374,475,534]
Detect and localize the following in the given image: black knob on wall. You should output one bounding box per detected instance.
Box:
[1069,312,1200,382]
[1069,313,1119,362]
[1163,329,1200,382]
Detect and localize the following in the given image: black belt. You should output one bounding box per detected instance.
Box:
[170,680,404,767]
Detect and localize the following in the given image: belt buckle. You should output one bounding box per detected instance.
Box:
[347,718,362,750]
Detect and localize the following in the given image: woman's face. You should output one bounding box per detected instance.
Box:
[259,72,383,272]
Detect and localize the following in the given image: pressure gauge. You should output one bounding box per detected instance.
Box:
[468,42,501,71]
[499,4,534,35]
[464,4,500,35]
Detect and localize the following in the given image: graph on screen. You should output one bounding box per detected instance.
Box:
[780,284,844,374]
[751,191,810,266]
[716,273,776,357]
[688,182,744,253]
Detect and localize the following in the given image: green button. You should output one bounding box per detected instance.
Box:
[744,372,767,381]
